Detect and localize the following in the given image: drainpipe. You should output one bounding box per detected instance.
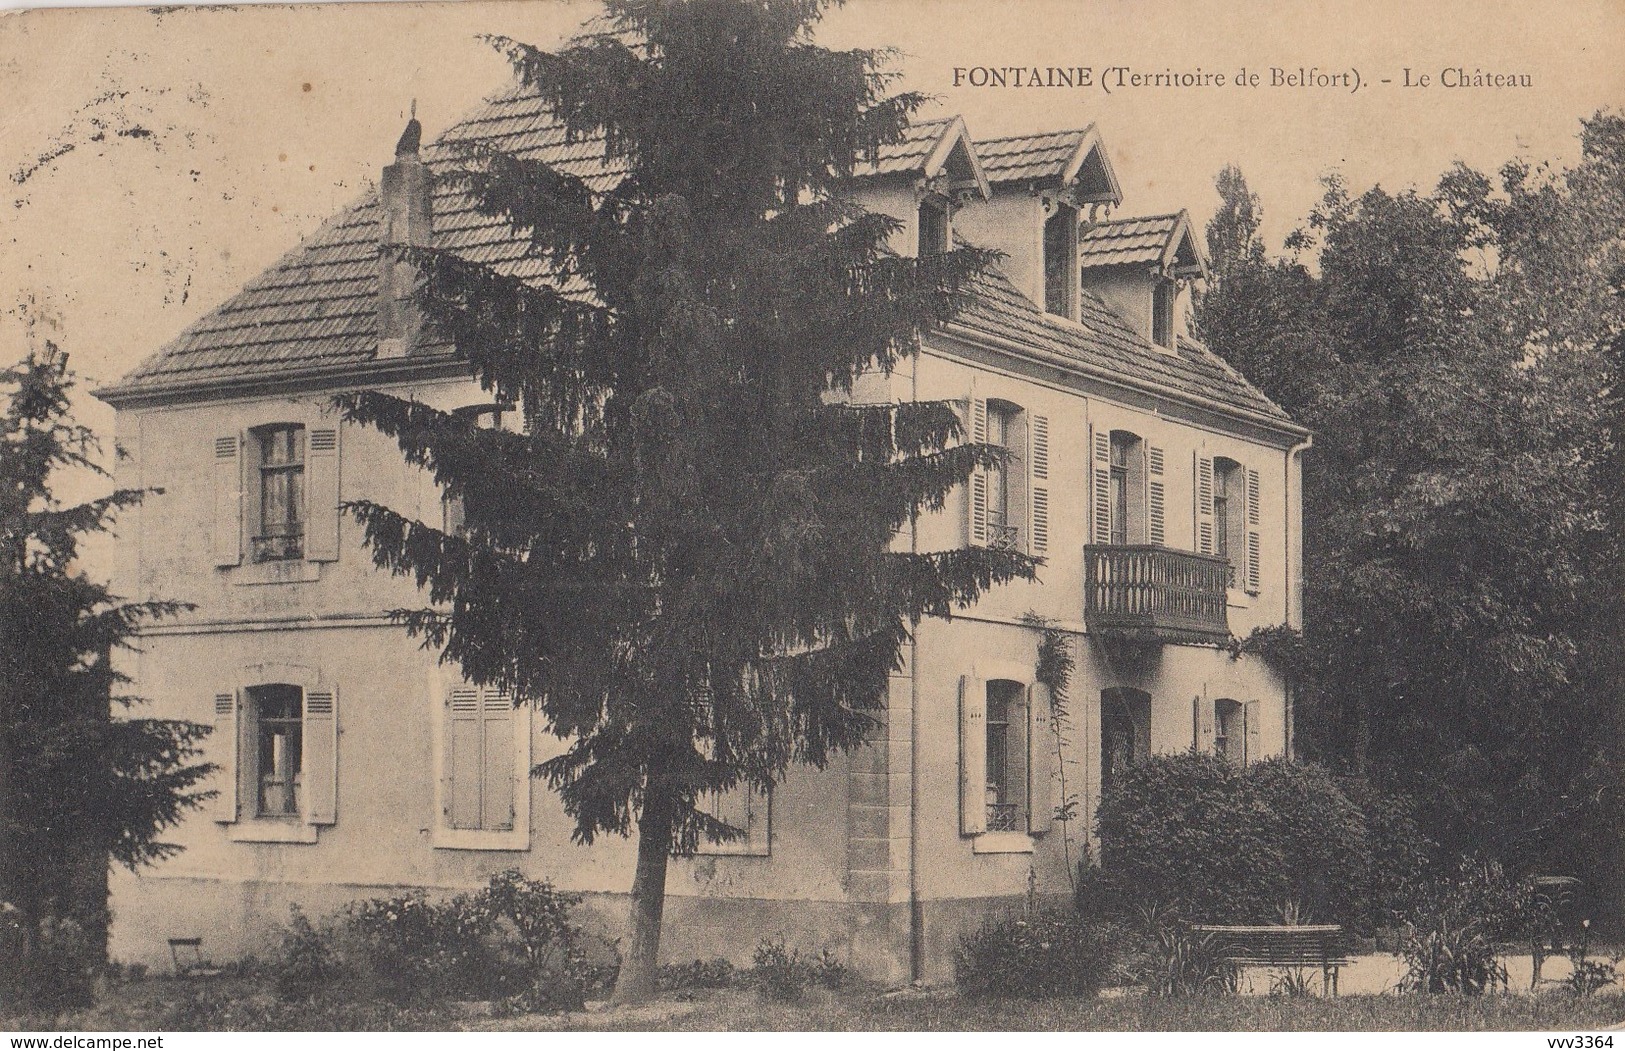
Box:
[1282,435,1312,759]
[908,359,924,984]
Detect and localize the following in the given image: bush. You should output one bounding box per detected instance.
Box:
[1128,904,1237,998]
[1094,754,1423,931]
[954,909,1117,1000]
[750,938,809,1002]
[1397,857,1533,994]
[272,907,338,1003]
[658,957,737,991]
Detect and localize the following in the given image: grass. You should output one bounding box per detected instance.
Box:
[5,979,1623,1032]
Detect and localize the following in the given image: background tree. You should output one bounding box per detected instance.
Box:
[339,0,1028,1002]
[0,346,213,1009]
[1196,117,1625,918]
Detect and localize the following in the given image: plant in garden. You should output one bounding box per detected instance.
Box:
[1,347,212,1011]
[953,909,1119,1000]
[1397,857,1537,995]
[337,0,1027,1004]
[271,906,338,1003]
[1131,904,1236,999]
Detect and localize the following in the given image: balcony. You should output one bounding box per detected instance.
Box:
[1083,545,1231,644]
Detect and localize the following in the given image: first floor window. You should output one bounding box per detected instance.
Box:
[984,679,1029,832]
[253,425,305,561]
[249,684,303,817]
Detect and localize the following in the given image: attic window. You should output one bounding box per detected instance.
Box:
[919,196,950,257]
[1043,203,1079,319]
[1152,277,1176,348]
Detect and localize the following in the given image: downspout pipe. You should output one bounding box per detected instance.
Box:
[1283,435,1312,758]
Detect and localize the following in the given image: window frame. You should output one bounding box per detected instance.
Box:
[1043,201,1080,320]
[1100,687,1152,796]
[216,662,335,845]
[250,423,307,563]
[918,194,950,257]
[1152,277,1176,348]
[249,684,304,819]
[431,671,533,852]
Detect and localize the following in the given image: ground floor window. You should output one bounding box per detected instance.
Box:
[985,679,1029,831]
[249,684,303,817]
[1101,687,1151,795]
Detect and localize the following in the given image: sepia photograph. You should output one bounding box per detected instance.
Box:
[1,0,1622,1037]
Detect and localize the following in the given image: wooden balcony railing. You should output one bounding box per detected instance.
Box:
[1084,545,1231,643]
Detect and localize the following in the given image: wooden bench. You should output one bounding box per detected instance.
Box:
[1190,924,1351,995]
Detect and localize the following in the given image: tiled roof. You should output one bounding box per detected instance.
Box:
[950,268,1292,424]
[101,88,1290,429]
[975,128,1089,184]
[1078,213,1187,269]
[850,116,958,178]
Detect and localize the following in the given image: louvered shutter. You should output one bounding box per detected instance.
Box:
[968,398,988,546]
[1027,683,1053,834]
[1029,414,1050,555]
[482,689,515,832]
[1244,700,1262,766]
[1192,695,1216,753]
[959,675,987,835]
[1194,454,1215,555]
[1245,467,1262,594]
[306,426,340,562]
[213,688,239,822]
[213,435,242,567]
[446,686,483,829]
[1147,444,1166,545]
[303,686,338,825]
[1091,427,1112,544]
[744,785,770,854]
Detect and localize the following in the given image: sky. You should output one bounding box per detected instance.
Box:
[1,0,1622,511]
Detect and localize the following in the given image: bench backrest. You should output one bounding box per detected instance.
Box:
[1190,924,1349,963]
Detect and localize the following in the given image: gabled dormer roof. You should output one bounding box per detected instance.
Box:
[974,126,1122,206]
[1078,210,1208,279]
[850,115,991,200]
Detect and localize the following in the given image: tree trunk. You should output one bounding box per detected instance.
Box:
[610,784,674,1005]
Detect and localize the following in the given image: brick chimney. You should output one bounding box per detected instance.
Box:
[377,114,432,358]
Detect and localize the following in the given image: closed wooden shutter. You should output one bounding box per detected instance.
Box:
[699,783,771,855]
[303,686,338,825]
[1029,414,1050,555]
[1147,444,1166,545]
[1245,467,1262,594]
[1194,454,1215,555]
[959,674,987,835]
[446,686,483,829]
[1244,699,1262,766]
[1027,682,1053,834]
[1091,427,1112,544]
[482,690,515,832]
[213,689,239,822]
[306,426,341,562]
[968,398,988,546]
[213,435,242,567]
[1192,695,1216,753]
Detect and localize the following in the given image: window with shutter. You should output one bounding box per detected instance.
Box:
[1091,429,1112,544]
[696,783,771,856]
[437,680,530,849]
[1243,699,1262,766]
[303,687,338,825]
[1194,454,1215,555]
[1027,683,1053,834]
[958,674,987,835]
[968,397,988,547]
[1101,688,1151,796]
[1192,694,1216,753]
[1246,467,1262,594]
[305,426,340,562]
[213,689,239,822]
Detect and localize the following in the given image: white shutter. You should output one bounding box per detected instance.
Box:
[1029,414,1050,555]
[213,435,242,567]
[446,686,483,829]
[1091,427,1112,544]
[213,689,239,822]
[306,426,340,562]
[1246,467,1262,593]
[1195,454,1215,555]
[1244,699,1262,766]
[482,689,515,832]
[968,398,988,546]
[303,686,338,825]
[1147,444,1166,546]
[1027,682,1053,834]
[1192,694,1216,753]
[959,675,987,835]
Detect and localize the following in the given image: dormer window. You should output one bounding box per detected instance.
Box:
[919,196,950,256]
[1043,202,1079,319]
[1152,277,1176,348]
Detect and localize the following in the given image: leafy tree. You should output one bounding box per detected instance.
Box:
[338,0,1028,1001]
[1195,115,1625,900]
[0,346,213,1009]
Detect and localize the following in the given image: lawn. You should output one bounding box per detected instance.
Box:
[5,979,1623,1032]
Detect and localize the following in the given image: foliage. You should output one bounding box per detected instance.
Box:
[268,871,600,1011]
[657,956,737,991]
[953,909,1118,1001]
[1128,904,1237,998]
[1093,753,1410,930]
[1396,857,1540,995]
[0,348,211,1010]
[1194,120,1625,891]
[1562,953,1622,998]
[336,0,1027,1001]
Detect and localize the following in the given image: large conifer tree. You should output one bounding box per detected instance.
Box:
[340,0,1031,1000]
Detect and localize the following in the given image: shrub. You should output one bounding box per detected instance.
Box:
[1397,857,1533,994]
[272,907,338,1003]
[1095,753,1419,931]
[954,909,1117,1000]
[342,890,500,1003]
[751,938,810,1002]
[1129,904,1236,998]
[658,957,737,991]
